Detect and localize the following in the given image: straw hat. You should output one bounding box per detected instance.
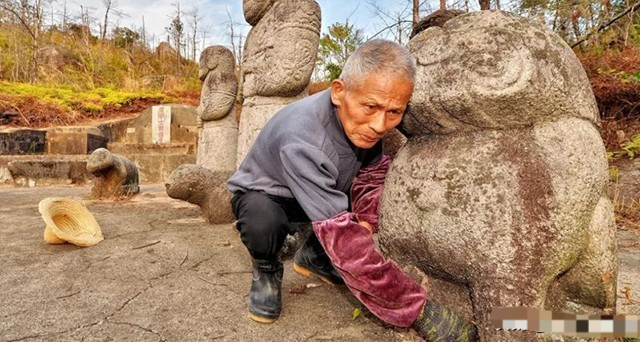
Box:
[38,197,104,247]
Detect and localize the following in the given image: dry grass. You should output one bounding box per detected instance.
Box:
[611,180,640,231]
[580,47,640,151]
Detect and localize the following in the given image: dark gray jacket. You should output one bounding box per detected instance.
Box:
[226,89,380,221]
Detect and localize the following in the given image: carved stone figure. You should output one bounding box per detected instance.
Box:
[165,164,234,224]
[237,0,321,165]
[379,11,617,341]
[87,148,140,199]
[196,45,239,172]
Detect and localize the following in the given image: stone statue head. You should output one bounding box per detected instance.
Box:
[403,11,599,136]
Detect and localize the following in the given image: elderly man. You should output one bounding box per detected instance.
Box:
[227,39,477,341]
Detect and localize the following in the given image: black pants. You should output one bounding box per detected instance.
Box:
[231,190,312,260]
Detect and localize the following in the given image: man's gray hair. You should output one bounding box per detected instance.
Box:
[339,39,416,88]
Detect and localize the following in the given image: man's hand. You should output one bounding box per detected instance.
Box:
[359,221,373,234]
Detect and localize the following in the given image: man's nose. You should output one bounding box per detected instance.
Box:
[369,111,386,134]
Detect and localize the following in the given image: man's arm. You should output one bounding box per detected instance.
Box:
[350,154,391,233]
[281,143,427,328]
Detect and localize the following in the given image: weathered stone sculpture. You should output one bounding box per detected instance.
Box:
[237,0,321,165]
[165,46,237,224]
[165,164,234,224]
[379,11,617,341]
[87,148,140,199]
[197,45,239,172]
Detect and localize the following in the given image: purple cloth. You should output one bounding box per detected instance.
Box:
[313,211,427,327]
[350,155,391,233]
[312,156,426,327]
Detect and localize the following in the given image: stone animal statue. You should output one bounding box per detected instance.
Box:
[237,0,321,165]
[378,11,617,342]
[165,164,234,224]
[87,148,139,199]
[196,45,239,172]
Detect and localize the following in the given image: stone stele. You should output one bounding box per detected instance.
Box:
[196,45,238,173]
[379,11,617,342]
[237,0,321,166]
[86,148,140,199]
[165,164,234,224]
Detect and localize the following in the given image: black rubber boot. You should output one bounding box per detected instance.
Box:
[293,234,344,285]
[412,300,479,341]
[248,259,283,323]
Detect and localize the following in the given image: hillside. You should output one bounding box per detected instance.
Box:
[0,23,200,127]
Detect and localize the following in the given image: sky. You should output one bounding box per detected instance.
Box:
[65,0,474,54]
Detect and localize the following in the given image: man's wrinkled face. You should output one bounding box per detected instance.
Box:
[331,73,413,149]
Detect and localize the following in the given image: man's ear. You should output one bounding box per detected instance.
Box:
[330,79,346,107]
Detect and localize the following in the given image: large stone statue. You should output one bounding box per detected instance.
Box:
[379,11,617,341]
[87,148,140,199]
[165,45,238,224]
[197,45,238,172]
[237,0,321,166]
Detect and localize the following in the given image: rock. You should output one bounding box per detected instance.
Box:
[165,164,234,224]
[379,11,617,341]
[87,148,140,199]
[156,42,177,59]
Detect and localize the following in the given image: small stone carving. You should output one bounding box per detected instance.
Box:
[196,45,239,172]
[237,0,321,165]
[87,148,140,199]
[165,164,234,224]
[198,46,238,122]
[379,11,617,341]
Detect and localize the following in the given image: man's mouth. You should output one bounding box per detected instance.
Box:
[361,135,378,143]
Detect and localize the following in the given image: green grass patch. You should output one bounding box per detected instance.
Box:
[0,81,167,113]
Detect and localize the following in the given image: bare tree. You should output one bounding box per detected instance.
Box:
[224,6,245,65]
[479,0,490,10]
[186,6,201,60]
[100,0,126,40]
[366,0,413,43]
[166,1,184,73]
[141,15,146,46]
[413,0,419,28]
[100,0,111,39]
[440,0,447,10]
[0,0,43,82]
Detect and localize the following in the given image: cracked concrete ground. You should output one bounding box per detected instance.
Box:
[1,184,638,342]
[0,185,417,342]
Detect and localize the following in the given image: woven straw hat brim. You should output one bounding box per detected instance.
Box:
[43,226,65,244]
[38,197,104,247]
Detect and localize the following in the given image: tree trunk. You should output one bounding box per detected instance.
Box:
[31,0,42,82]
[440,0,446,10]
[479,0,490,10]
[101,0,111,40]
[413,0,419,29]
